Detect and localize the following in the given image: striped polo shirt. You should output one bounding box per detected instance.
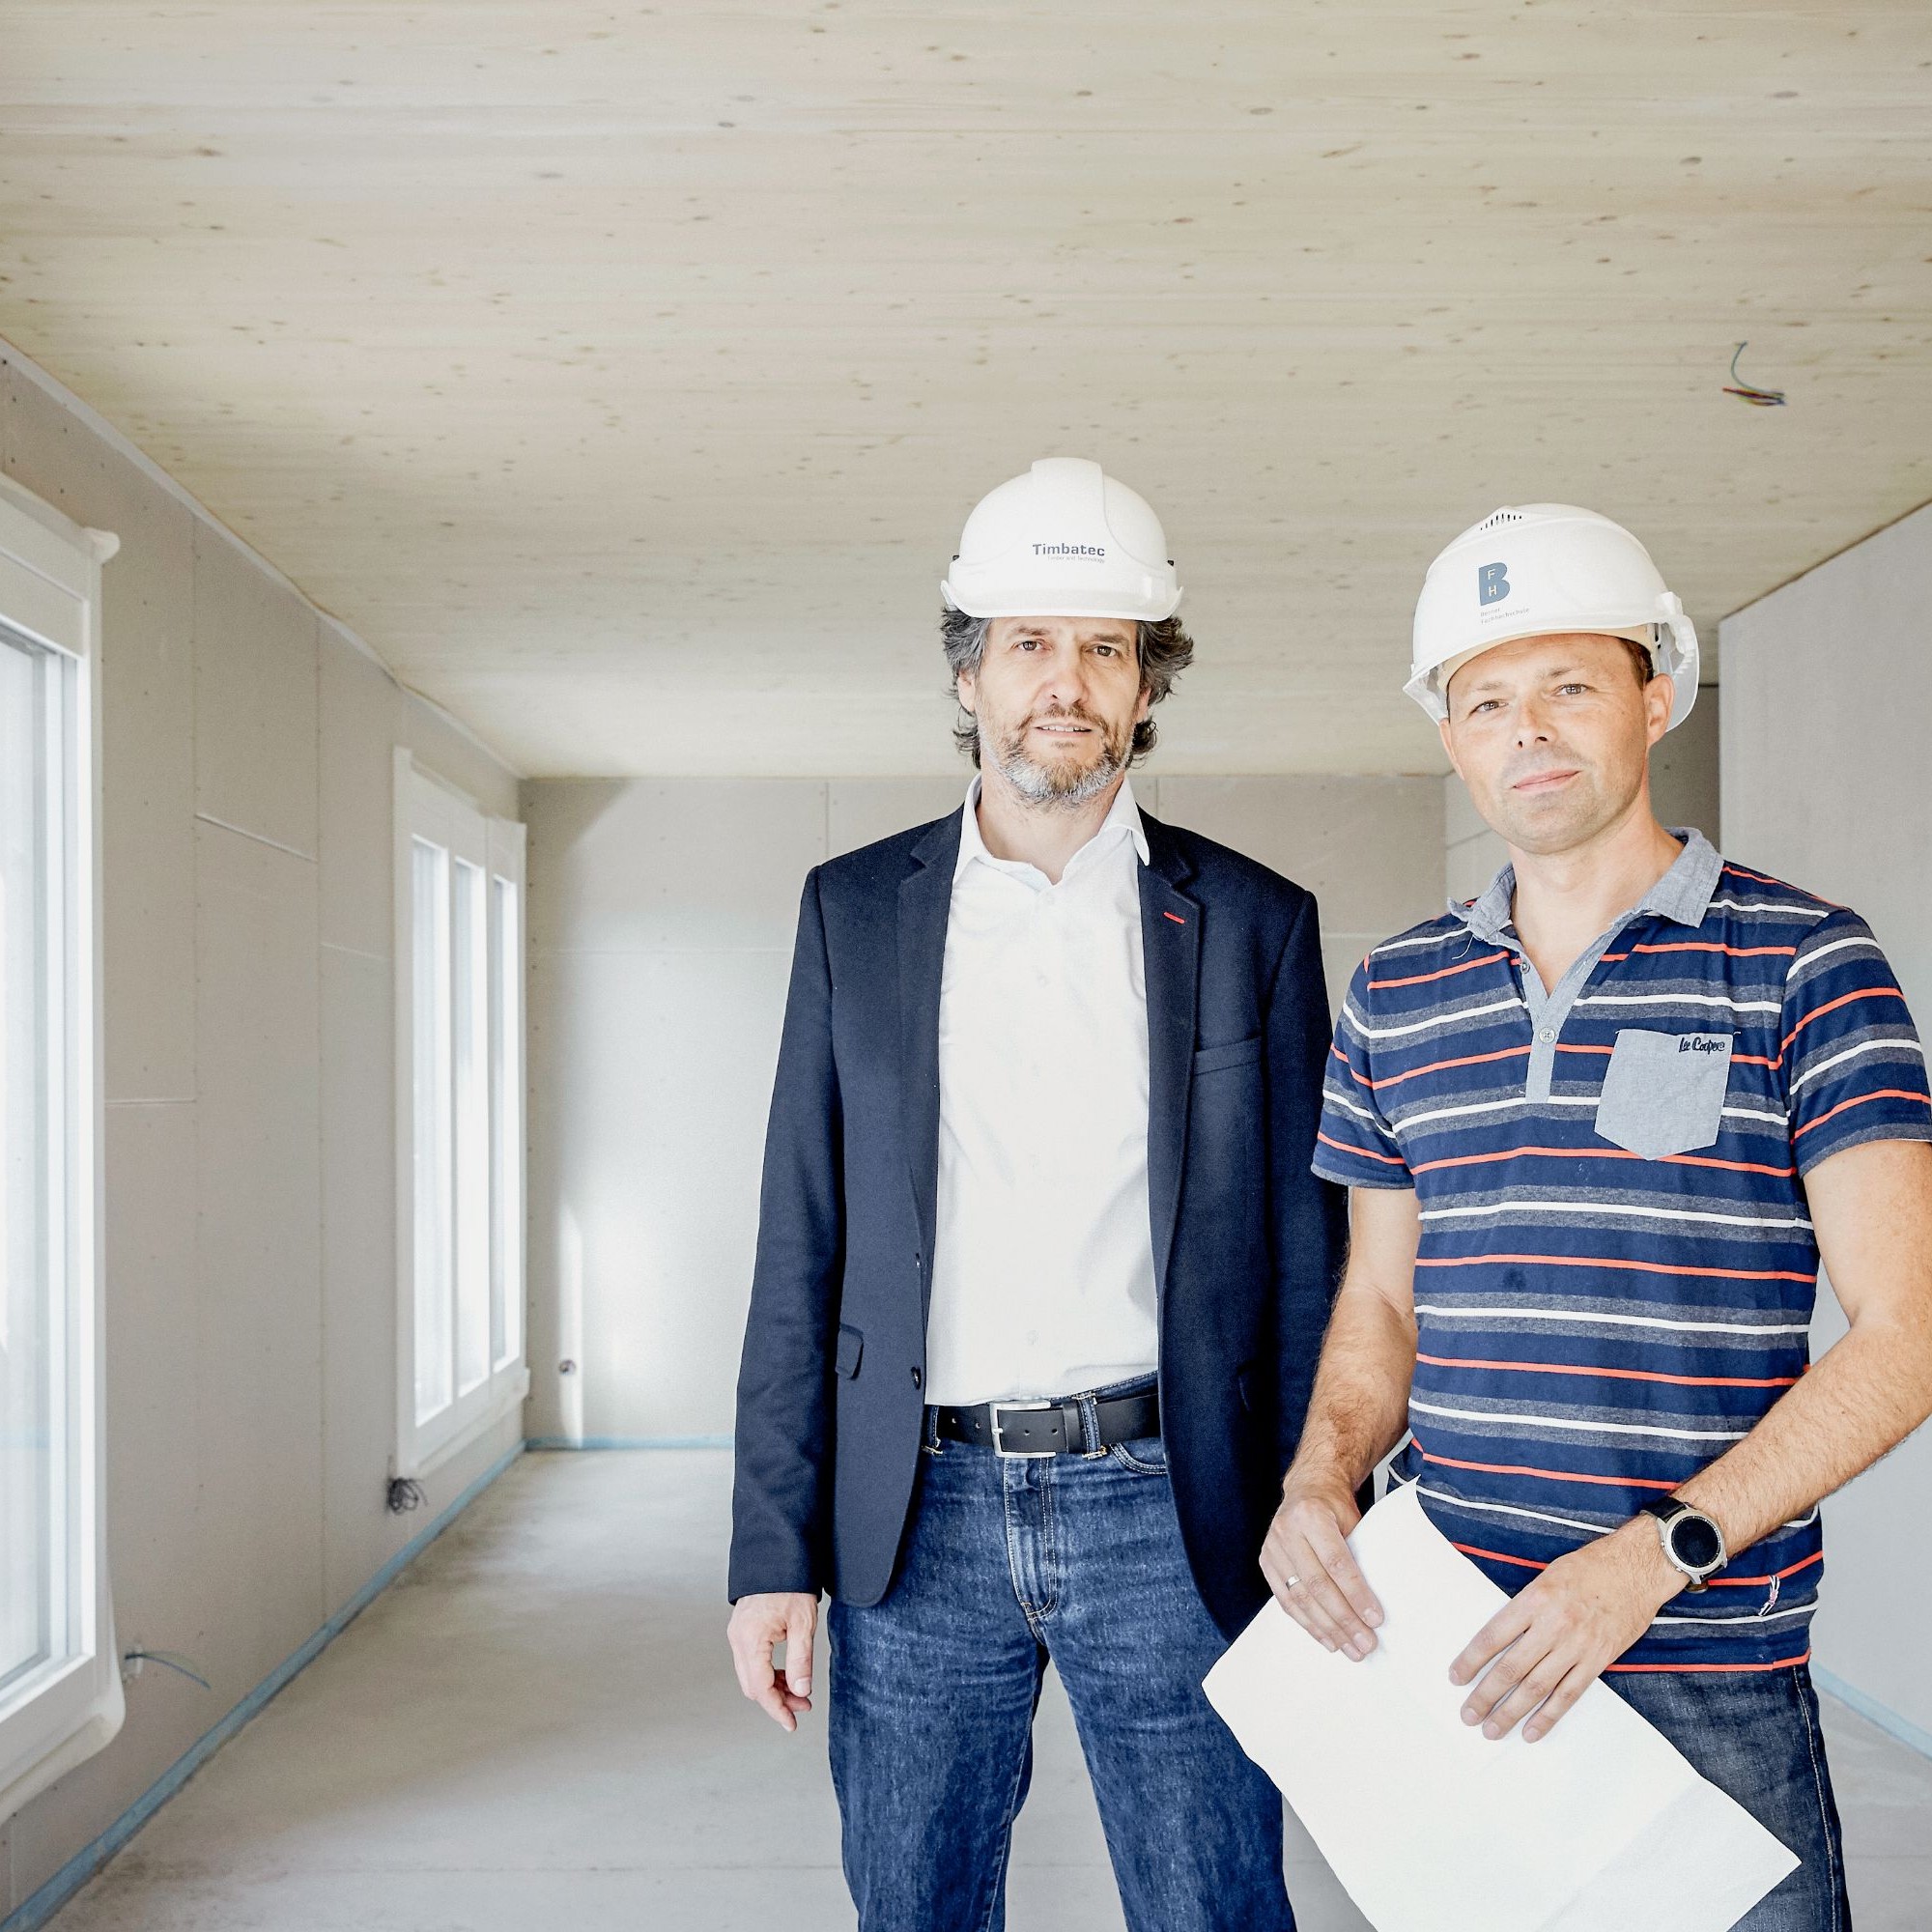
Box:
[1313,828,1932,1670]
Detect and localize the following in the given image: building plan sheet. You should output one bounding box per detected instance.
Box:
[1203,1483,1800,1932]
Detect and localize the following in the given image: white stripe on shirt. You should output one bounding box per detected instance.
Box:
[1343,995,1524,1042]
[1571,992,1782,1014]
[1790,1035,1926,1094]
[1409,1397,1747,1443]
[1418,1199,1815,1232]
[1412,1303,1811,1337]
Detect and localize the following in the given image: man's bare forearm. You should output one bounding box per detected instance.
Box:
[1680,1139,1932,1559]
[1287,1277,1418,1494]
[1678,1308,1932,1556]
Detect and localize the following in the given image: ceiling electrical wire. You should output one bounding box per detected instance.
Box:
[1723,341,1786,407]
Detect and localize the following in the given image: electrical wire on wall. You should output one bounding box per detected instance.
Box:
[1723,342,1786,407]
[122,1649,211,1690]
[386,1476,427,1515]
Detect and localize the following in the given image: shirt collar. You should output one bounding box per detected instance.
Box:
[1456,825,1723,942]
[955,772,1151,881]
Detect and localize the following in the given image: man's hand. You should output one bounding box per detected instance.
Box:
[1261,1472,1384,1660]
[727,1591,819,1732]
[1449,1520,1682,1742]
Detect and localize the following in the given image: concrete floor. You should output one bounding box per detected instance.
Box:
[48,1449,1932,1930]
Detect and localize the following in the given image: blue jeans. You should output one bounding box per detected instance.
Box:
[827,1396,1292,1932]
[1608,1663,1850,1930]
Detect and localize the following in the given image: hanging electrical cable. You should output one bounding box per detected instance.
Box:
[123,1649,212,1690]
[1723,341,1786,407]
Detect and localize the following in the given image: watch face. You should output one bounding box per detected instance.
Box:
[1670,1513,1724,1573]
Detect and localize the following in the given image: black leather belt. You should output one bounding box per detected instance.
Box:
[932,1388,1160,1458]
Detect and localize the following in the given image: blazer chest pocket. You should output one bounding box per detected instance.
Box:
[834,1323,864,1379]
[1193,1035,1263,1076]
[1594,1029,1733,1160]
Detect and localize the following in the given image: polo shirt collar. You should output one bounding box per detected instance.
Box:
[1457,825,1722,942]
[956,772,1151,881]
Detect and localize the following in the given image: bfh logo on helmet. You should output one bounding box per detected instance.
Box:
[1477,561,1512,606]
[1033,542,1106,559]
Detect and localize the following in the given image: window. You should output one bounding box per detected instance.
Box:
[392,752,528,1477]
[0,487,121,1823]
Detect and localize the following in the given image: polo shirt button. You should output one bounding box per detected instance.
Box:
[1537,1028,1555,1043]
[910,1367,923,1390]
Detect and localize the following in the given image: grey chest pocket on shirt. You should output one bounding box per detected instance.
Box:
[1593,1029,1734,1160]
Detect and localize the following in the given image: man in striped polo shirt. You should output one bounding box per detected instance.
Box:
[1265,505,1932,1928]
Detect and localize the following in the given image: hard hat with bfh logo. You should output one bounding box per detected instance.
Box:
[1407,503,1699,730]
[941,458,1183,623]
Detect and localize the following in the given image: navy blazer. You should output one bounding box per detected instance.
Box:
[728,805,1348,1639]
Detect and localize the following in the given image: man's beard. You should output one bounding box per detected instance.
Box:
[990,704,1132,807]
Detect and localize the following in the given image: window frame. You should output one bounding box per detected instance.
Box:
[391,750,528,1481]
[0,479,122,1819]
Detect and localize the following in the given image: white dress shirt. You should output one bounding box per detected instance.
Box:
[923,775,1160,1406]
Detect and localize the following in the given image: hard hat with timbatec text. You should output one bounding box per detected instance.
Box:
[941,458,1183,624]
[1407,503,1699,730]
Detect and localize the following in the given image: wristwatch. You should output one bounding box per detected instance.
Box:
[1637,1497,1729,1592]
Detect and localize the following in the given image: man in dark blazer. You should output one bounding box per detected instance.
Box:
[727,459,1345,1932]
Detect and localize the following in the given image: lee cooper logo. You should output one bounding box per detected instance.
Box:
[1034,542,1105,559]
[1477,561,1512,606]
[1679,1036,1728,1054]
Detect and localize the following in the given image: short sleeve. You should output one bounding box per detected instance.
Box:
[1781,910,1932,1177]
[1312,955,1414,1189]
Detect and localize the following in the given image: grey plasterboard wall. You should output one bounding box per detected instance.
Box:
[0,347,526,1913]
[521,772,1444,1446]
[1720,502,1932,1744]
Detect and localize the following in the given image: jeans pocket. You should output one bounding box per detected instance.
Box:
[1594,1028,1733,1159]
[1109,1434,1169,1476]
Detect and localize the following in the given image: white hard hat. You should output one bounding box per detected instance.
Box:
[1407,503,1699,730]
[941,457,1183,622]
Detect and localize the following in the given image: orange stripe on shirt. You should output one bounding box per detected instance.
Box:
[1413,1252,1816,1284]
[1368,950,1509,990]
[1781,984,1905,1050]
[1415,1350,1800,1390]
[1412,1443,1681,1492]
[1316,1130,1407,1167]
[1453,1542,1825,1592]
[1790,1087,1932,1141]
[1410,1144,1796,1180]
[1632,940,1800,959]
[1712,1549,1825,1587]
[1367,1044,1532,1091]
[1452,1541,1546,1572]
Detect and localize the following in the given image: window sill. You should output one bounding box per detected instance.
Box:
[400,1365,530,1483]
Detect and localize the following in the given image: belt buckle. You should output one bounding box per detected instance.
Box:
[989,1400,1058,1459]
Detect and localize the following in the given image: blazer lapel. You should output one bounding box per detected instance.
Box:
[1138,812,1201,1299]
[898,813,960,1321]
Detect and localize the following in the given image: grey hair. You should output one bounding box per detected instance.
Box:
[939,609,1196,766]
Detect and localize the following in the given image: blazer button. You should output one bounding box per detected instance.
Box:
[910,1367,923,1390]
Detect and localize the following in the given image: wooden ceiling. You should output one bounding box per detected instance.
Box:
[4,4,1928,776]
